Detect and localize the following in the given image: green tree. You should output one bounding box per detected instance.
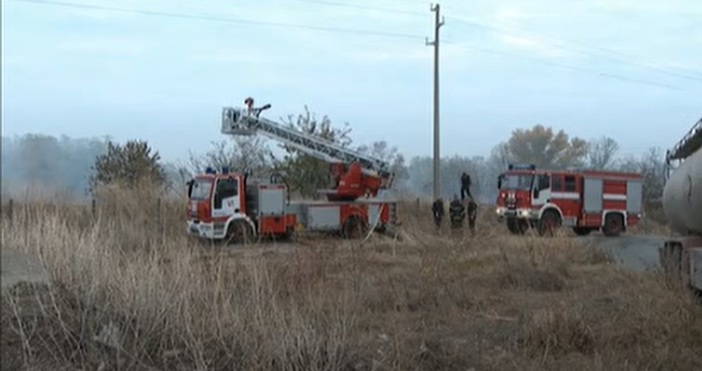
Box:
[501,124,589,168]
[89,140,166,194]
[274,106,353,199]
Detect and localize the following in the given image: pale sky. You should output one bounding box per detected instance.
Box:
[3,0,701,163]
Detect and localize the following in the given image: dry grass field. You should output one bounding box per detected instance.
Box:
[1,189,701,371]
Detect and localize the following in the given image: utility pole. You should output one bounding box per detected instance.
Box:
[426,3,444,201]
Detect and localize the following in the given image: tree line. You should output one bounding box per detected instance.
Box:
[1,106,667,219]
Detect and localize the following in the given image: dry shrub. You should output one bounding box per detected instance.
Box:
[1,191,701,371]
[518,272,702,370]
[521,302,596,356]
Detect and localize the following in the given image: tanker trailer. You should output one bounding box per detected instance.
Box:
[660,117,702,293]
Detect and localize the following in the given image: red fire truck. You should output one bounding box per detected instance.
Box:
[186,168,398,243]
[495,164,644,236]
[186,100,399,244]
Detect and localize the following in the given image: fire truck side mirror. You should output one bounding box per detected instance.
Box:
[497,175,502,189]
[186,179,194,198]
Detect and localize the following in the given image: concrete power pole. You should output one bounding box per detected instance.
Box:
[426,4,444,201]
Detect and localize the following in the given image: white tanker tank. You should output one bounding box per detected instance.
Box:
[660,117,702,293]
[662,141,702,236]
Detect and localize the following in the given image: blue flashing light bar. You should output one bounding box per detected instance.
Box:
[205,167,216,174]
[508,163,536,170]
[221,166,229,174]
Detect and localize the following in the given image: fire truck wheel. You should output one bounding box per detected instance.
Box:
[660,242,683,285]
[602,213,624,237]
[506,218,527,234]
[538,209,562,237]
[342,216,367,239]
[225,220,253,245]
[572,227,593,236]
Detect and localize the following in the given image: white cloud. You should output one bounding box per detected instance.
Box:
[55,38,147,56]
[499,35,572,59]
[341,43,476,69]
[589,0,702,14]
[494,6,528,23]
[189,51,272,65]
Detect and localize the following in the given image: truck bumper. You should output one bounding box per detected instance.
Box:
[186,220,226,239]
[496,207,537,221]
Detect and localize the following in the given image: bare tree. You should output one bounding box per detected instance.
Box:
[356,140,408,179]
[587,136,620,169]
[187,136,273,177]
[614,147,667,222]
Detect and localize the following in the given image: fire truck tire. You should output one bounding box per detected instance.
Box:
[572,227,593,236]
[660,242,685,289]
[538,209,562,237]
[506,218,527,234]
[225,220,254,245]
[602,213,624,237]
[342,216,367,239]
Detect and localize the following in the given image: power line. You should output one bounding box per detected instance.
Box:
[443,40,694,92]
[292,0,702,82]
[440,4,702,80]
[9,0,698,93]
[9,0,425,40]
[289,0,424,17]
[444,14,702,82]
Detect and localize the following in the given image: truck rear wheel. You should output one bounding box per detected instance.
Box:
[602,213,624,237]
[506,218,527,235]
[538,210,561,237]
[661,241,684,288]
[342,216,367,239]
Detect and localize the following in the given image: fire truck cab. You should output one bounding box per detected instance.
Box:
[186,167,297,243]
[495,164,644,237]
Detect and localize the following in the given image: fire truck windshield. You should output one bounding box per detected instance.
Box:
[499,174,534,190]
[189,178,213,201]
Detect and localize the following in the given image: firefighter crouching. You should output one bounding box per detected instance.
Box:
[449,195,466,229]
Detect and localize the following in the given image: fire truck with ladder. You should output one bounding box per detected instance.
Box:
[660,116,702,294]
[185,98,399,243]
[495,163,644,236]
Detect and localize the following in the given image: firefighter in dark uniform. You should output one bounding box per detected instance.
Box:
[460,172,473,201]
[244,97,254,114]
[431,198,444,229]
[449,194,466,229]
[466,197,478,235]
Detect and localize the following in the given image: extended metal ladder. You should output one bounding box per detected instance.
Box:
[221,106,393,181]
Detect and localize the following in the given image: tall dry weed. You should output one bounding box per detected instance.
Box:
[0,191,700,370]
